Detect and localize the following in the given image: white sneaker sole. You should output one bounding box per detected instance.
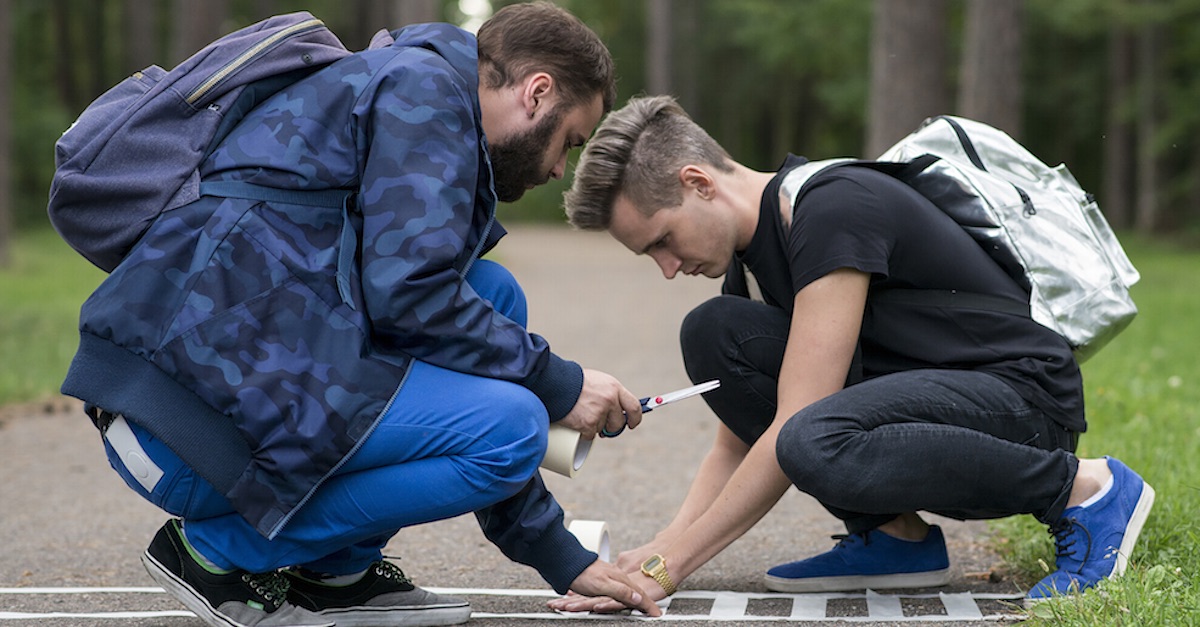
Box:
[317,605,472,627]
[141,550,241,627]
[763,567,952,593]
[1112,480,1156,578]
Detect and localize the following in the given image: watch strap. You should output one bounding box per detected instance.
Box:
[642,554,677,596]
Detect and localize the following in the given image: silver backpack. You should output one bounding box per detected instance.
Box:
[782,115,1139,363]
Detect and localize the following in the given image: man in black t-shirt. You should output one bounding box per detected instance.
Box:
[553,95,1154,609]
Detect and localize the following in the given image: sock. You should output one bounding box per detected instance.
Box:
[1078,474,1114,509]
[180,523,234,575]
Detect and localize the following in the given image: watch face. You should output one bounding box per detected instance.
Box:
[643,555,662,570]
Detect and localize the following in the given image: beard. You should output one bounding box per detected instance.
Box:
[489,106,564,203]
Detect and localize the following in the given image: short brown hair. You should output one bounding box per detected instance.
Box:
[477,2,616,112]
[565,95,733,230]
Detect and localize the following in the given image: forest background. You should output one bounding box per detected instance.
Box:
[1,0,1199,264]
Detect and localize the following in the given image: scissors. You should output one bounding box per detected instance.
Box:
[600,379,721,437]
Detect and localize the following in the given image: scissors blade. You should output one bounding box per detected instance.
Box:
[641,379,720,411]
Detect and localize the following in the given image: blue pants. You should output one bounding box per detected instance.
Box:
[680,295,1079,534]
[103,260,548,574]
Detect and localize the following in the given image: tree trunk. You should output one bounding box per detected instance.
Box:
[1102,20,1135,229]
[674,0,699,116]
[52,0,81,112]
[0,0,11,266]
[957,0,1023,138]
[646,0,673,96]
[252,0,278,21]
[348,0,391,50]
[123,0,160,73]
[865,0,950,157]
[82,0,108,101]
[170,0,230,67]
[1134,13,1162,233]
[392,0,440,27]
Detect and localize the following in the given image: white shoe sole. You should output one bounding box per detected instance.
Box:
[317,604,472,627]
[1112,480,1156,578]
[141,550,241,627]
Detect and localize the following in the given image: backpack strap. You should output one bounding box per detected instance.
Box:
[871,287,1031,317]
[199,181,359,310]
[780,155,1034,320]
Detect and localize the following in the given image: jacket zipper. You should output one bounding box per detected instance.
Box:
[185,17,326,106]
[268,360,414,539]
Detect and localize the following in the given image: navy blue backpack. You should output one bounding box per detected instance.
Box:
[48,12,350,272]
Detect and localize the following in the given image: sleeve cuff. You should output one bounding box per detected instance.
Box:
[524,350,583,422]
[527,521,598,594]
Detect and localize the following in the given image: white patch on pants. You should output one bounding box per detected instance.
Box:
[104,415,164,493]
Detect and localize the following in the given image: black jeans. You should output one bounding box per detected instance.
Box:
[681,295,1078,533]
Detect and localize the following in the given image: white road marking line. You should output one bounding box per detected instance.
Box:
[0,587,1027,622]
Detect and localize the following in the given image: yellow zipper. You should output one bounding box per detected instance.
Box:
[185,17,325,106]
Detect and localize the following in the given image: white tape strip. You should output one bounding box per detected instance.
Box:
[0,587,1027,622]
[0,611,191,619]
[709,592,749,619]
[865,589,904,619]
[789,594,826,620]
[940,592,984,619]
[0,587,163,594]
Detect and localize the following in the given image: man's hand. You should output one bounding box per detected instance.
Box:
[557,369,643,439]
[614,541,666,575]
[548,560,663,616]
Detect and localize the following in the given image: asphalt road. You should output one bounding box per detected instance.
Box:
[0,225,1025,625]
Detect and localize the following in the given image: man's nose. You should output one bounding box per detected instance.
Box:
[652,252,681,279]
[550,154,567,180]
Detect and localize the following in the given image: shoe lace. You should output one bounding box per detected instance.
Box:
[1048,517,1092,569]
[242,571,291,606]
[374,558,413,585]
[830,531,870,549]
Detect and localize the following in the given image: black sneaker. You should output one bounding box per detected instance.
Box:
[141,519,333,627]
[284,560,470,627]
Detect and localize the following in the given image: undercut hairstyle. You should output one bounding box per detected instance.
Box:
[476,2,617,112]
[564,95,734,231]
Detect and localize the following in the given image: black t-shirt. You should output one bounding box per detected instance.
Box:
[733,155,1085,431]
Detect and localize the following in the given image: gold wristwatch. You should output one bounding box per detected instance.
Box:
[640,554,677,596]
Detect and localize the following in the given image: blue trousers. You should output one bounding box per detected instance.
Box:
[680,295,1079,534]
[103,260,548,574]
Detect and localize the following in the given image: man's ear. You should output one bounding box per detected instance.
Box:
[679,165,715,200]
[521,72,555,118]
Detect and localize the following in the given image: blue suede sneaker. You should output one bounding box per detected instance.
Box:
[764,525,951,592]
[1027,456,1155,602]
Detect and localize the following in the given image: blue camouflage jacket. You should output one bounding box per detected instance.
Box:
[62,24,594,592]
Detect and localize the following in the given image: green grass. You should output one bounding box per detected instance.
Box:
[0,229,105,406]
[2,229,1199,622]
[992,235,1200,625]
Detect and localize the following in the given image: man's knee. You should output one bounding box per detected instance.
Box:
[467,259,527,325]
[479,384,548,486]
[680,295,742,375]
[776,410,845,498]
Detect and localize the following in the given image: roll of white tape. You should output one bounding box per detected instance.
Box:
[568,519,611,562]
[540,423,591,478]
